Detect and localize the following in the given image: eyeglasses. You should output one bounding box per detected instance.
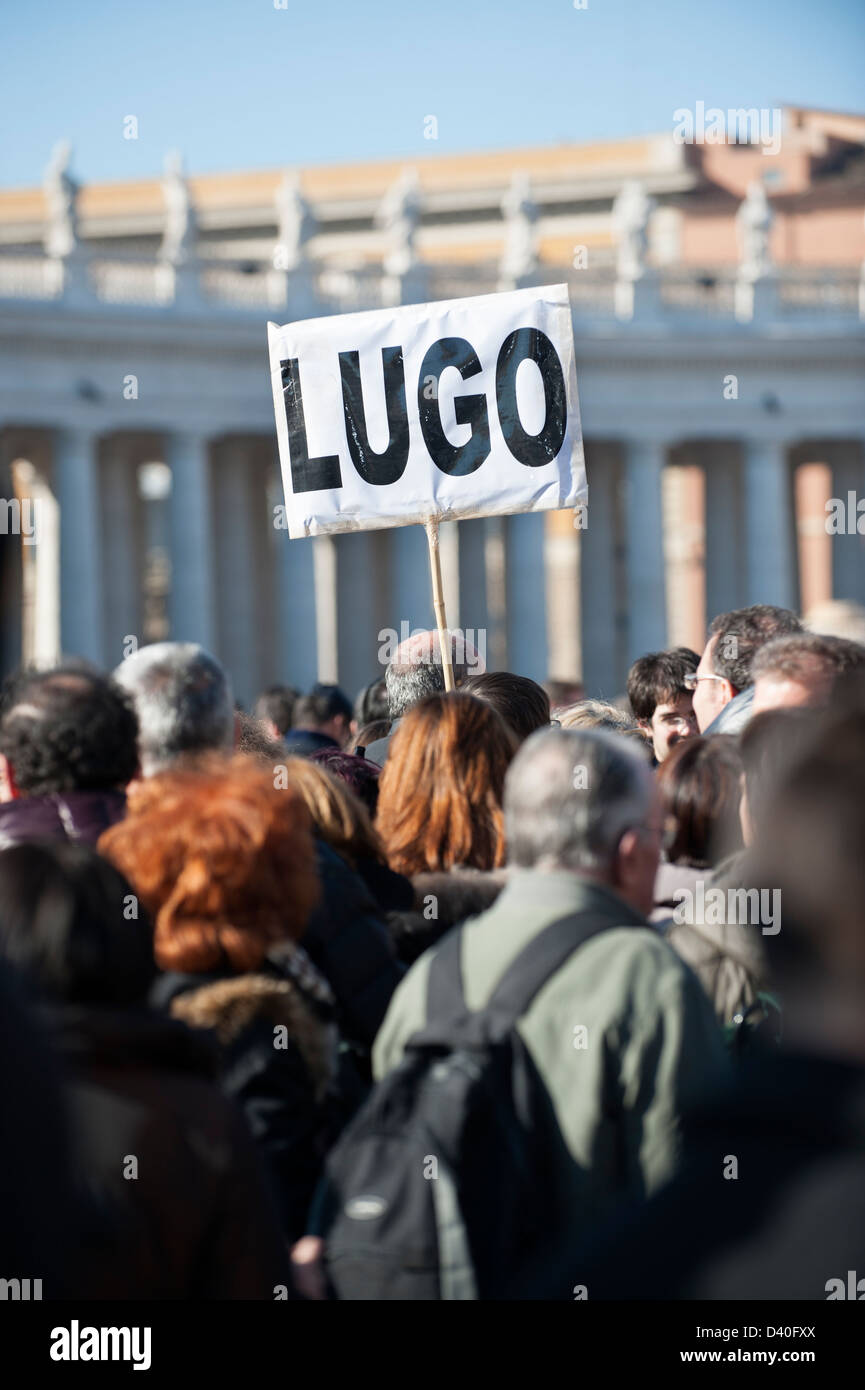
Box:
[683,673,726,692]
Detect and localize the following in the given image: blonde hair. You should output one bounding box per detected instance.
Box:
[557,699,643,741]
[280,757,385,870]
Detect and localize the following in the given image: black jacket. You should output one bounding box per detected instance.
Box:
[299,840,404,1050]
[282,729,340,758]
[386,866,510,966]
[703,684,755,736]
[151,959,338,1244]
[46,1003,291,1298]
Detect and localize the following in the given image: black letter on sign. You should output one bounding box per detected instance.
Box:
[281,358,342,493]
[339,347,410,486]
[418,337,491,476]
[495,328,567,467]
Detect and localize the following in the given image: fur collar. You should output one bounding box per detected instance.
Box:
[168,973,337,1100]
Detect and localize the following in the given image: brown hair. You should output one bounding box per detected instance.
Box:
[99,754,319,974]
[655,735,743,868]
[461,671,551,744]
[375,693,515,876]
[279,756,385,870]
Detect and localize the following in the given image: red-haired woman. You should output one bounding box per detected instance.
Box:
[375,692,515,963]
[100,754,335,1243]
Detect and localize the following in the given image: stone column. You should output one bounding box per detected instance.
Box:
[794,457,833,616]
[334,530,390,699]
[457,517,491,672]
[100,437,145,668]
[212,440,261,707]
[703,442,745,623]
[624,439,668,663]
[505,511,548,682]
[544,507,582,682]
[390,523,435,638]
[55,426,103,664]
[829,442,865,604]
[166,431,216,652]
[742,439,797,609]
[579,443,621,698]
[484,517,508,672]
[662,459,705,653]
[274,499,318,693]
[313,534,339,685]
[5,439,59,669]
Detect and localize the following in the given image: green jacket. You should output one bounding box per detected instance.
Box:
[373,869,729,1235]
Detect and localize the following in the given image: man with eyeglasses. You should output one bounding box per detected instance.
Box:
[690,605,802,735]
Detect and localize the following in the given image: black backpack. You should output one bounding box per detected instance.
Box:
[317,909,611,1300]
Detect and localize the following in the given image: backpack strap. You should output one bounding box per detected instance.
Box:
[426,925,466,1022]
[484,909,615,1023]
[425,908,616,1028]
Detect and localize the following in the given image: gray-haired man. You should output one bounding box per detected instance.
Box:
[113,642,233,778]
[364,628,485,766]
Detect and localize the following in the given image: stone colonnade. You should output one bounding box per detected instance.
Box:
[2,427,863,704]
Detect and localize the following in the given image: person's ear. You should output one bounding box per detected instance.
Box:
[637,720,653,744]
[0,753,20,801]
[613,828,642,894]
[739,775,753,846]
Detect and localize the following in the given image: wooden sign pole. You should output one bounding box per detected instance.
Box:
[424,518,455,692]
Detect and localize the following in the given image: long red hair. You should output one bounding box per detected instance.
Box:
[375,693,514,876]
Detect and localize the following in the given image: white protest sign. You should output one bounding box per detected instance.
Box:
[267,282,586,538]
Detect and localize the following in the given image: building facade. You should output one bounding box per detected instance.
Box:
[1,106,864,702]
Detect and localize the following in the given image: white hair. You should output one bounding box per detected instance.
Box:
[114,642,233,777]
[504,727,653,874]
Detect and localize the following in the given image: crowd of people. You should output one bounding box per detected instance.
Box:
[1,598,864,1300]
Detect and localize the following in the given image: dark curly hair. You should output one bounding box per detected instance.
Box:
[708,605,801,691]
[0,665,139,796]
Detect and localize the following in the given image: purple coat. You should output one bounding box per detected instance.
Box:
[0,789,126,850]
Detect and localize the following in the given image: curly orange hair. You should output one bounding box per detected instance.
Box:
[375,693,515,877]
[99,754,320,974]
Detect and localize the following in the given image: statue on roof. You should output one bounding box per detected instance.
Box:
[737,180,773,280]
[160,150,196,265]
[499,172,538,284]
[274,171,315,272]
[612,180,655,281]
[378,169,421,277]
[43,140,79,259]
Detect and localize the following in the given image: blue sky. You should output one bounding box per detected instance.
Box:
[1,0,863,188]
